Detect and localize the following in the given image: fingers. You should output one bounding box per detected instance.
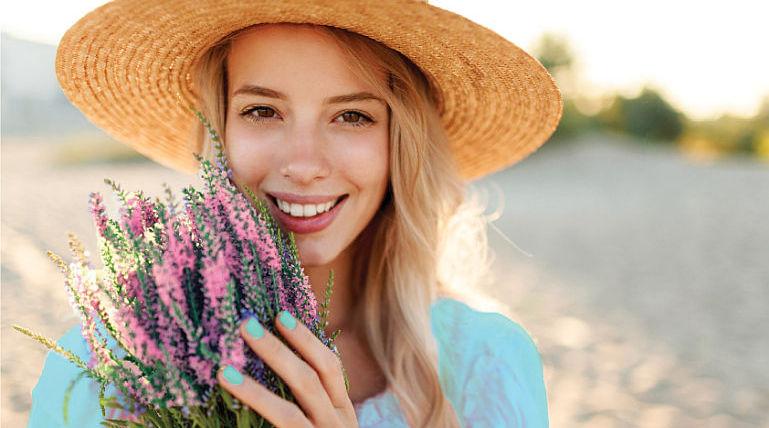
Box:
[217,365,312,428]
[239,313,340,424]
[273,311,351,410]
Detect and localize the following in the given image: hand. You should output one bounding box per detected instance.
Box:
[216,310,359,428]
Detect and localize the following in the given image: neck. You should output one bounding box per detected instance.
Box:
[303,245,357,338]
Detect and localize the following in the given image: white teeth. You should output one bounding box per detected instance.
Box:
[276,197,339,217]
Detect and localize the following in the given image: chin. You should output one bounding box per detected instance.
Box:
[293,240,342,267]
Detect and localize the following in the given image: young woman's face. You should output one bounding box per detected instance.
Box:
[224,24,390,267]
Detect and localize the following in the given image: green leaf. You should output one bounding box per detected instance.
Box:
[62,369,90,424]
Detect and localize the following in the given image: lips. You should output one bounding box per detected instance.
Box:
[266,193,349,234]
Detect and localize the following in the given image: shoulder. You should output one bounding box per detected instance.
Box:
[431,297,549,427]
[431,297,541,359]
[28,324,104,428]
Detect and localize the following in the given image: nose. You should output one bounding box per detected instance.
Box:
[279,124,331,185]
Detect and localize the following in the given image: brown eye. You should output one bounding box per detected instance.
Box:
[240,106,280,124]
[337,111,373,127]
[342,112,360,122]
[254,107,276,118]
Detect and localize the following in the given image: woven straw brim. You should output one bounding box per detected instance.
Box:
[55,0,562,180]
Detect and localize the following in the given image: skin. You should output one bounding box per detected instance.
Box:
[216,24,390,426]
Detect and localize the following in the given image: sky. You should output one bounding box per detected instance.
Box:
[2,0,768,120]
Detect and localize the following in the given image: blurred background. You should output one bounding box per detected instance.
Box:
[2,1,768,427]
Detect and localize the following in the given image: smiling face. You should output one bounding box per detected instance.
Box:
[224,24,390,267]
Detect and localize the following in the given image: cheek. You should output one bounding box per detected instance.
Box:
[337,132,389,190]
[224,132,273,183]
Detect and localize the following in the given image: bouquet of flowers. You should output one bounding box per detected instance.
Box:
[13,112,345,427]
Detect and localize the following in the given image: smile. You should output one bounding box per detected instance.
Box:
[274,196,344,217]
[266,193,349,234]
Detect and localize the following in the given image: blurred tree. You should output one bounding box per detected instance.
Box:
[741,96,768,156]
[681,115,752,155]
[755,130,769,161]
[597,87,684,142]
[551,99,599,140]
[679,97,769,157]
[754,98,769,160]
[531,33,574,78]
[529,32,767,160]
[531,33,586,141]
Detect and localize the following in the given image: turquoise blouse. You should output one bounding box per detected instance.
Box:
[27,297,549,427]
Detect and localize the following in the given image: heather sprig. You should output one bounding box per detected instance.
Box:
[14,111,341,427]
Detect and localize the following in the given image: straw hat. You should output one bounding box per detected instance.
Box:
[56,0,562,180]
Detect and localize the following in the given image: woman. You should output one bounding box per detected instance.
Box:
[30,1,562,427]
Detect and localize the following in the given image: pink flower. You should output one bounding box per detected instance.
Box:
[202,251,229,313]
[219,333,246,372]
[36,141,338,419]
[88,192,109,238]
[153,218,193,315]
[189,355,216,387]
[120,193,159,237]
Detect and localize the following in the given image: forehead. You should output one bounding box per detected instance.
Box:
[226,24,376,95]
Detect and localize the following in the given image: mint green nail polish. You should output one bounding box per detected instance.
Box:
[279,311,296,330]
[223,365,243,385]
[246,317,264,339]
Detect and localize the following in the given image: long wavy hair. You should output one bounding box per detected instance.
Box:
[191,23,499,428]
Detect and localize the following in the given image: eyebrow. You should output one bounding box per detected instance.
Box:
[231,84,386,106]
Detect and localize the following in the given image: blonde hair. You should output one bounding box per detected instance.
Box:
[192,23,497,428]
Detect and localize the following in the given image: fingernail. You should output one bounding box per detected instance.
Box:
[222,365,243,385]
[246,317,264,339]
[278,311,296,330]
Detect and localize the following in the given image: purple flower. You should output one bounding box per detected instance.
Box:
[22,114,338,426]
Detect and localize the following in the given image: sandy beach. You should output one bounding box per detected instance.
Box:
[2,133,767,427]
